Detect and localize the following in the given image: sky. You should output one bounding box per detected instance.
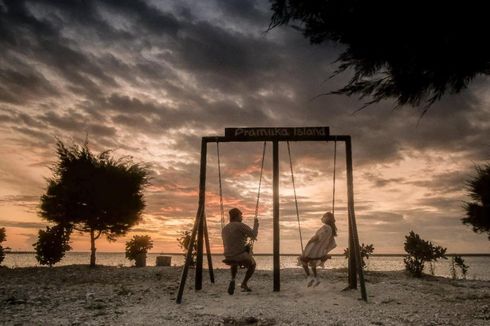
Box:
[0,0,489,255]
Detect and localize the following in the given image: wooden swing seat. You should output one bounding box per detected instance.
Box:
[222,258,247,269]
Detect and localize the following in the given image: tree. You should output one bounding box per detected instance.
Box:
[0,227,6,265]
[462,164,490,240]
[403,231,447,277]
[269,1,490,109]
[33,224,72,267]
[40,140,149,267]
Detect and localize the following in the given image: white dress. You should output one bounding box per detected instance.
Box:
[301,224,337,267]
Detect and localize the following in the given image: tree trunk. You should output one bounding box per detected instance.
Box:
[90,229,96,267]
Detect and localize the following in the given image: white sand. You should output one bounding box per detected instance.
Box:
[1,265,489,325]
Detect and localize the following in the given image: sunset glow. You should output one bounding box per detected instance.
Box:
[0,0,488,256]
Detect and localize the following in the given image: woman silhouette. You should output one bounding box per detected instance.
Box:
[299,212,337,287]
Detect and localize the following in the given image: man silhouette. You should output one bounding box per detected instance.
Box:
[221,208,259,295]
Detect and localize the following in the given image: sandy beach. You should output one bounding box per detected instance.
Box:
[1,265,489,325]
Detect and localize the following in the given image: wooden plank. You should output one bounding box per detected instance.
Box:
[224,127,329,141]
[273,140,280,292]
[203,135,348,143]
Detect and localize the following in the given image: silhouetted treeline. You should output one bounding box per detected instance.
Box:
[270,1,490,109]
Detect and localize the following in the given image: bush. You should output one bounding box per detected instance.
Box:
[177,229,197,266]
[125,235,153,266]
[343,243,375,269]
[0,227,6,265]
[450,256,469,280]
[33,225,72,267]
[403,231,447,277]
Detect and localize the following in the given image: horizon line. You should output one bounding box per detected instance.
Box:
[5,251,490,257]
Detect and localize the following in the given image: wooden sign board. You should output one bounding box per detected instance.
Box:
[224,127,329,140]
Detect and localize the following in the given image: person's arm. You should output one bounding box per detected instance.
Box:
[317,225,332,242]
[306,234,320,245]
[252,217,259,239]
[241,218,259,240]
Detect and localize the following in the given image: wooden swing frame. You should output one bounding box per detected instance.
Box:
[176,127,367,303]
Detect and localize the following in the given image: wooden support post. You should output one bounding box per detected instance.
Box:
[195,208,204,290]
[348,219,357,289]
[176,204,202,304]
[345,137,367,301]
[273,140,280,292]
[176,139,207,304]
[203,214,215,283]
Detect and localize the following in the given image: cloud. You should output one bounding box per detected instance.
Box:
[0,219,45,229]
[0,0,488,253]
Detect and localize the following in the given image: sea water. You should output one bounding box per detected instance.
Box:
[3,252,490,280]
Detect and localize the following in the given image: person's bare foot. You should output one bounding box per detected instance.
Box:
[312,277,321,287]
[241,284,252,292]
[307,276,315,287]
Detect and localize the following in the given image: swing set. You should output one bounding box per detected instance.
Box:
[176,127,367,303]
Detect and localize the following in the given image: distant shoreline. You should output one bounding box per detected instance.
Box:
[6,251,490,257]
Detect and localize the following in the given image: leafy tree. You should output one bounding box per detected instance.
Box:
[125,235,153,267]
[40,140,149,267]
[403,231,447,277]
[0,227,6,265]
[343,243,374,268]
[269,1,490,109]
[177,229,197,267]
[33,224,72,267]
[462,164,490,240]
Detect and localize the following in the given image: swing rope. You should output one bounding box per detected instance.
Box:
[216,141,267,232]
[248,141,267,253]
[254,141,267,220]
[287,140,338,254]
[287,141,304,253]
[216,142,225,230]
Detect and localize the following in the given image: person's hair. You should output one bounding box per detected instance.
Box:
[323,212,337,237]
[326,219,337,237]
[229,208,242,222]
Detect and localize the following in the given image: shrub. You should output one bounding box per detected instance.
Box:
[33,225,72,267]
[343,243,375,268]
[403,231,447,277]
[177,229,197,266]
[0,227,6,265]
[125,235,153,266]
[450,256,469,280]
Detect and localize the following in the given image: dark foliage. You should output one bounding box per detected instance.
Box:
[343,243,374,268]
[40,140,149,266]
[33,224,72,267]
[462,163,490,240]
[0,227,6,265]
[403,231,447,277]
[177,229,197,267]
[450,255,469,280]
[125,235,153,261]
[269,1,490,109]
